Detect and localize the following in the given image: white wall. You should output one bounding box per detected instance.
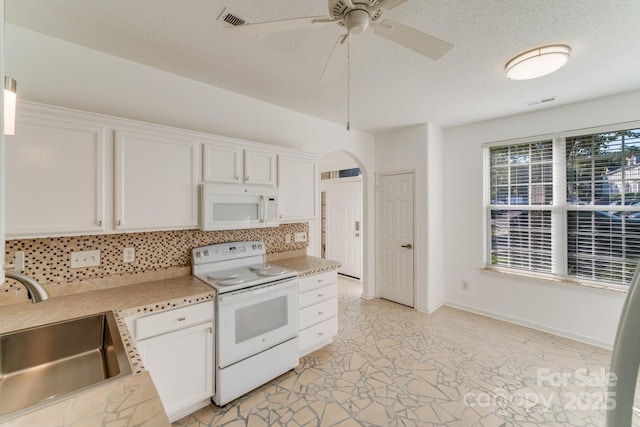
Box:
[375,123,445,312]
[443,90,640,349]
[318,150,358,173]
[4,24,377,291]
[426,124,445,312]
[1,0,6,284]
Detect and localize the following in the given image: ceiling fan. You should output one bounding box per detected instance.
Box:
[229,0,454,82]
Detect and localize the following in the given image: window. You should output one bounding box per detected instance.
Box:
[485,125,640,286]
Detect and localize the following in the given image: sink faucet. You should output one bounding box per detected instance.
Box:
[4,271,50,303]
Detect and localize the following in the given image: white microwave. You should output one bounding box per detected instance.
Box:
[201,183,279,231]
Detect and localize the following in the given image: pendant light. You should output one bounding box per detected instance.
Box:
[4,76,17,135]
[505,45,571,80]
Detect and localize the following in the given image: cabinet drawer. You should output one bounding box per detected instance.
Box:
[298,271,337,292]
[299,297,337,330]
[299,317,337,354]
[299,283,336,309]
[135,302,214,340]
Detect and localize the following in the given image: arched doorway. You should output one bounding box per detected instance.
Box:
[318,150,365,284]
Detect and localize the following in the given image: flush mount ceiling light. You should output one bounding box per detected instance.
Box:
[505,45,571,80]
[4,76,17,135]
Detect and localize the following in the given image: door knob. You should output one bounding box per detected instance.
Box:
[401,244,413,249]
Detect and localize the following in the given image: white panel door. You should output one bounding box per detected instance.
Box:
[326,180,362,279]
[377,173,414,307]
[115,130,199,231]
[5,113,106,237]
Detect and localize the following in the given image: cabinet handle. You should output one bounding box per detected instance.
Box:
[177,317,186,321]
[97,219,102,226]
[318,312,324,315]
[318,332,324,336]
[317,294,324,298]
[235,176,240,181]
[117,220,121,226]
[317,279,324,283]
[209,327,213,334]
[245,176,250,181]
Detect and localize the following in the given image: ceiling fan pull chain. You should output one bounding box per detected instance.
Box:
[347,34,351,131]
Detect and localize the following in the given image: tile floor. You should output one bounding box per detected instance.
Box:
[174,277,637,427]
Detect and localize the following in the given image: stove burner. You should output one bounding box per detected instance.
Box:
[207,273,238,281]
[249,264,271,271]
[218,277,246,286]
[256,267,288,277]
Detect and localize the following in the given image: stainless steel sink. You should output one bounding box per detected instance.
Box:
[0,311,133,418]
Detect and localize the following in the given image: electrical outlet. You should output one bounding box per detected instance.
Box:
[70,250,101,268]
[461,280,469,290]
[285,234,292,244]
[294,232,307,243]
[123,247,135,263]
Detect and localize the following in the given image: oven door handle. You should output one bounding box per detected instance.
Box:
[218,280,298,303]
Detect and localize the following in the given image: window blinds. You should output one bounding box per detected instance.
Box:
[485,126,640,286]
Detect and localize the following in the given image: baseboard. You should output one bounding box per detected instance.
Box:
[443,300,614,350]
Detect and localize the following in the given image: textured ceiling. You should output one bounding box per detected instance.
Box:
[5,0,640,133]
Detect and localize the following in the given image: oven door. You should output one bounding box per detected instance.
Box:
[216,278,298,369]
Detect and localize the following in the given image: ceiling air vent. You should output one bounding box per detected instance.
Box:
[218,8,248,27]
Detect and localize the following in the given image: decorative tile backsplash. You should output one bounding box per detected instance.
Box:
[2,223,308,303]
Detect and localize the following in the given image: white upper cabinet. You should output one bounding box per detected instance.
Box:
[5,109,106,237]
[115,129,200,231]
[203,142,276,186]
[202,143,242,184]
[244,149,276,186]
[278,154,317,222]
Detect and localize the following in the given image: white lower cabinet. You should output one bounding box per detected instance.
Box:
[298,270,338,357]
[126,302,214,422]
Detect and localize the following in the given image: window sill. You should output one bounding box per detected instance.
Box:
[481,266,629,294]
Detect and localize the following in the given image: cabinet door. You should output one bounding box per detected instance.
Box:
[5,113,106,237]
[115,130,199,231]
[244,149,276,186]
[202,143,242,184]
[137,322,213,422]
[278,154,317,221]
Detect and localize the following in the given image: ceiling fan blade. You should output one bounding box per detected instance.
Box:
[372,19,453,60]
[229,16,334,37]
[321,34,349,82]
[369,0,410,11]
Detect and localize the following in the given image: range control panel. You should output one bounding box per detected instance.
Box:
[192,241,265,265]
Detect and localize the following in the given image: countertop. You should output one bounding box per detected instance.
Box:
[271,255,341,277]
[0,275,214,427]
[0,255,338,426]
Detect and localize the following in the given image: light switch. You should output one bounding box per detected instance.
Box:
[294,232,307,243]
[70,250,101,268]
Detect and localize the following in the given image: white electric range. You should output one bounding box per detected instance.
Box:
[191,241,299,406]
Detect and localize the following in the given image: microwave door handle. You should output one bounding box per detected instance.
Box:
[260,196,266,223]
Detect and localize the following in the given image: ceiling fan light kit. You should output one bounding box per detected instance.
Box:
[345,8,370,34]
[505,44,571,80]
